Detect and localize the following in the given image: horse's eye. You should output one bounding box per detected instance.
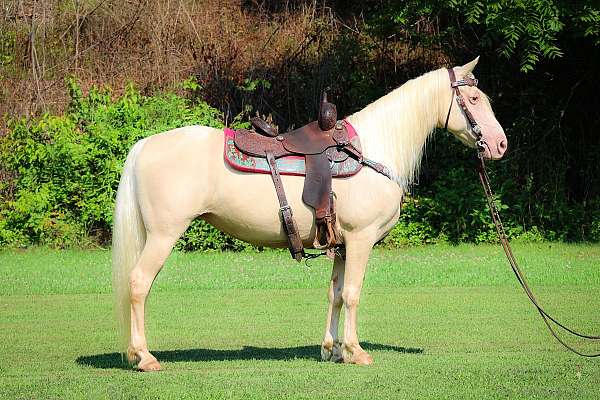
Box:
[469,96,479,105]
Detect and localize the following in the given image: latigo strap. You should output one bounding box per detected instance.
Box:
[266,151,304,261]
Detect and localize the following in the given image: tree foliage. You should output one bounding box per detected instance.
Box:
[372,0,599,72]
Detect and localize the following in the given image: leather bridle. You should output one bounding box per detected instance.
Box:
[444,68,486,152]
[445,68,600,357]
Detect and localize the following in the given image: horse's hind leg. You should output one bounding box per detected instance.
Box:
[128,232,182,371]
[321,254,344,362]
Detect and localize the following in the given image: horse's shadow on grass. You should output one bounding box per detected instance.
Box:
[76,342,423,369]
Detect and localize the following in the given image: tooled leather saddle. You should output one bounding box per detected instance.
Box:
[233,93,392,261]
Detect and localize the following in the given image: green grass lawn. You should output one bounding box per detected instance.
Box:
[1,243,599,399]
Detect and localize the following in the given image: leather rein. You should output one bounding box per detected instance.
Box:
[445,68,600,357]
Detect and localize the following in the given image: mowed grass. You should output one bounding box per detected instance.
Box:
[1,243,599,399]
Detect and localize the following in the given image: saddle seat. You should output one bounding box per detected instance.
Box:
[234,121,349,158]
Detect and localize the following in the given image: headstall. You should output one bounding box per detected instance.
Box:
[444,68,486,153]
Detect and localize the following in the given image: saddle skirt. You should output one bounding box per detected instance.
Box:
[223,120,363,177]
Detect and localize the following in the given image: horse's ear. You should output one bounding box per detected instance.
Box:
[457,56,480,77]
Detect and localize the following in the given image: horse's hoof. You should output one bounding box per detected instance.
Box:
[321,341,343,362]
[342,346,373,365]
[331,341,343,363]
[137,357,162,372]
[321,345,333,361]
[353,352,373,365]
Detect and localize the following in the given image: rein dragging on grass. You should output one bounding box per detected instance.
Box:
[476,150,600,358]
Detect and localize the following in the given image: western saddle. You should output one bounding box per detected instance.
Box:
[234,93,392,261]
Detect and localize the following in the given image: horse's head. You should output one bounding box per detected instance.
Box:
[441,57,507,160]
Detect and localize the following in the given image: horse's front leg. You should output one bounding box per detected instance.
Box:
[321,254,344,362]
[340,235,374,365]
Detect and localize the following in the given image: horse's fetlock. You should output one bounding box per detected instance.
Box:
[322,338,334,351]
[127,347,141,365]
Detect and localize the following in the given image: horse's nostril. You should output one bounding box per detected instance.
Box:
[498,139,507,152]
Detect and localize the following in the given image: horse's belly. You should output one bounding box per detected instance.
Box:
[203,171,318,248]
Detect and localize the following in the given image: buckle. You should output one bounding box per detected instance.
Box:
[476,139,486,152]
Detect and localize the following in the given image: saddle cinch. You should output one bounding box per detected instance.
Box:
[233,93,388,261]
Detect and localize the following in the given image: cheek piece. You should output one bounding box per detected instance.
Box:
[443,68,487,155]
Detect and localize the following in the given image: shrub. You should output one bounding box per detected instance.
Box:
[0,80,244,250]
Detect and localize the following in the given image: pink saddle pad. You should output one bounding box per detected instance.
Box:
[223,120,362,177]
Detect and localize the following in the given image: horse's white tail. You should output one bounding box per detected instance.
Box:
[112,138,148,354]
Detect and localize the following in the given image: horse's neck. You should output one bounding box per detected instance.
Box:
[347,69,444,189]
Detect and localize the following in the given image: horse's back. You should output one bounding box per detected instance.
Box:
[138,125,221,164]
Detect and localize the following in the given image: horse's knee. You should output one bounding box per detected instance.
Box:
[342,286,361,307]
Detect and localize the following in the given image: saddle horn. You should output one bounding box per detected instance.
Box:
[318,91,337,131]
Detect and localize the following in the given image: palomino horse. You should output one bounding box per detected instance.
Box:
[112,57,507,371]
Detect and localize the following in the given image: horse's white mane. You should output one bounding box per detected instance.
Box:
[347,68,447,190]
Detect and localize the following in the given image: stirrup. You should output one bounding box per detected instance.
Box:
[313,215,339,250]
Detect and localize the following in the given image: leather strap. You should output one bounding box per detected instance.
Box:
[360,158,394,181]
[444,68,482,142]
[266,151,304,261]
[341,143,395,181]
[477,154,600,357]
